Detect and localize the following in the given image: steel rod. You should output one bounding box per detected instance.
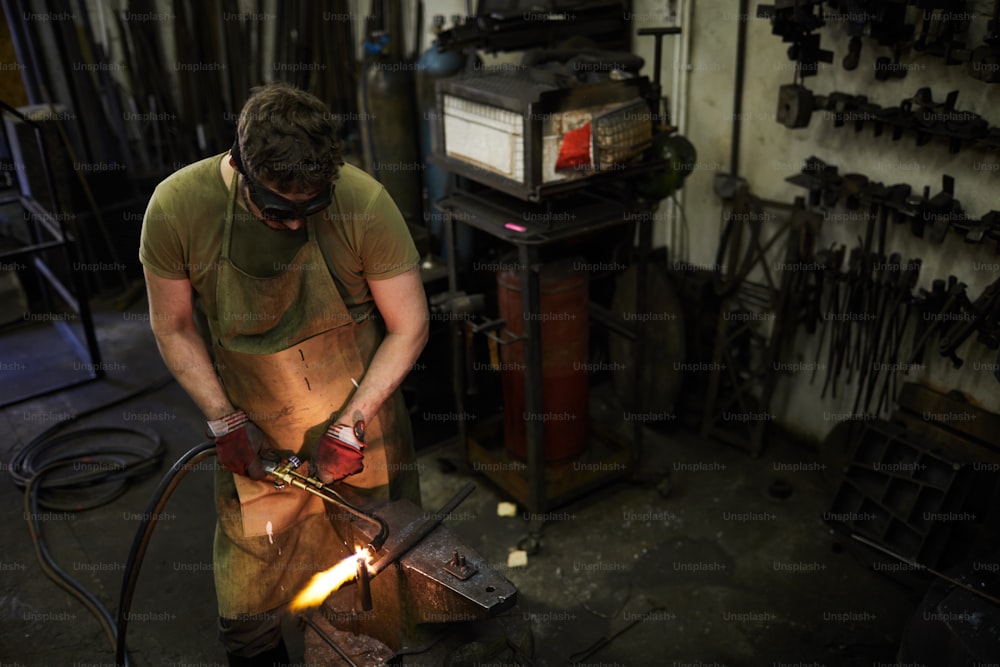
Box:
[298,613,360,667]
[369,482,475,576]
[851,533,1000,607]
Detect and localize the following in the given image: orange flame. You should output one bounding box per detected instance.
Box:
[290,547,373,611]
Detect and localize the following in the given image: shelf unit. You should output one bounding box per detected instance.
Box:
[0,101,103,406]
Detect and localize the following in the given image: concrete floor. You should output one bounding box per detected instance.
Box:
[0,294,925,667]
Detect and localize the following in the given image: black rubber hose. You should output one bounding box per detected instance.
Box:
[24,461,124,657]
[115,441,217,667]
[12,376,173,667]
[21,433,164,667]
[13,426,164,510]
[9,375,172,480]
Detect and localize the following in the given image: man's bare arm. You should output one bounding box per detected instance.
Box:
[144,266,234,420]
[338,267,429,426]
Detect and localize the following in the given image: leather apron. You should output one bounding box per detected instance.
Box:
[210,174,416,618]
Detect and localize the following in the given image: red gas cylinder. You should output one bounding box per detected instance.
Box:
[496,259,589,466]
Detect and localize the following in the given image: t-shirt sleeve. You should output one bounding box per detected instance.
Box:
[360,187,421,280]
[139,187,188,280]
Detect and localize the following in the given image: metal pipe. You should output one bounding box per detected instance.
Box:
[677,0,692,133]
[674,0,693,262]
[445,206,468,450]
[369,482,475,576]
[632,205,653,468]
[298,613,360,667]
[851,533,1000,607]
[356,556,373,611]
[731,0,749,175]
[31,255,78,313]
[519,245,545,513]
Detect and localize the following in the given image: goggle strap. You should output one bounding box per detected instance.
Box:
[230,137,249,175]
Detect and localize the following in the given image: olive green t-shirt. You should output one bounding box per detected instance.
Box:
[139,154,420,327]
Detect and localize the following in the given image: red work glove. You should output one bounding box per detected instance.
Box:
[208,409,270,481]
[315,421,366,484]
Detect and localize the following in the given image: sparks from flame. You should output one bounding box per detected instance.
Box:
[290,546,374,611]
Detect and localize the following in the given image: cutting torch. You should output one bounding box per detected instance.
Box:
[261,454,389,552]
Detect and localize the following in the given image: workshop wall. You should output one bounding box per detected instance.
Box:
[11,0,993,444]
[678,1,1000,442]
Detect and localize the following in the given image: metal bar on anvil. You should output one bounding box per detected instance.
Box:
[268,467,479,579]
[299,613,361,667]
[369,482,475,576]
[336,484,517,624]
[852,533,1000,607]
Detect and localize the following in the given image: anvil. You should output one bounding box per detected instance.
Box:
[263,462,518,659]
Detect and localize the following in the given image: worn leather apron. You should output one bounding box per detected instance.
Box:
[210,174,416,618]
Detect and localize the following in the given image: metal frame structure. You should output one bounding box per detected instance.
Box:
[0,100,103,406]
[700,188,819,457]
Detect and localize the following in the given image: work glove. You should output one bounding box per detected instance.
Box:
[207,409,271,481]
[315,421,366,484]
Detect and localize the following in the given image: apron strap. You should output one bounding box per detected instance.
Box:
[222,167,240,261]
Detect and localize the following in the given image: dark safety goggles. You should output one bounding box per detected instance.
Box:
[241,171,333,222]
[230,138,333,221]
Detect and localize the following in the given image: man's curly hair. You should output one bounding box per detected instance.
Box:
[236,81,344,193]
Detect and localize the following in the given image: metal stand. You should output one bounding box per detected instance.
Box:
[701,189,820,457]
[438,187,652,514]
[0,101,102,406]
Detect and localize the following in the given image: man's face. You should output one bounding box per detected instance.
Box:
[240,171,333,232]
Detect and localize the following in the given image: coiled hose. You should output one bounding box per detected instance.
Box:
[14,377,397,665]
[10,376,173,667]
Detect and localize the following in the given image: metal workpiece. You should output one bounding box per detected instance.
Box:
[390,513,514,621]
[353,489,515,611]
[306,483,517,654]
